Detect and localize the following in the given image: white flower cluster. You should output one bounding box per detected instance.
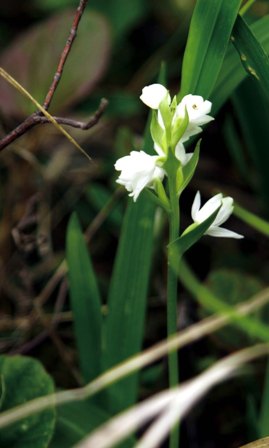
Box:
[115,83,213,202]
[114,84,243,239]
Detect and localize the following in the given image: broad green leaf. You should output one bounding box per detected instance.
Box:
[0,355,55,448]
[180,0,241,98]
[231,15,269,100]
[213,16,269,113]
[66,213,102,383]
[0,10,110,116]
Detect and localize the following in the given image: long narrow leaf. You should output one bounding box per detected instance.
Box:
[66,213,102,383]
[180,0,241,98]
[231,15,269,100]
[104,196,155,411]
[213,16,269,113]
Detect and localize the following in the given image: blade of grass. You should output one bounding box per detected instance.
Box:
[234,202,269,237]
[66,213,102,383]
[179,0,241,98]
[212,15,269,113]
[231,14,269,100]
[0,67,91,160]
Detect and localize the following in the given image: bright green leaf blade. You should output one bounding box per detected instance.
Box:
[0,355,55,448]
[66,213,102,383]
[213,16,269,113]
[180,0,241,98]
[231,15,269,99]
[104,196,155,412]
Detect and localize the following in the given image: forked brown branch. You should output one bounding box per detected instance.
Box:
[0,0,108,152]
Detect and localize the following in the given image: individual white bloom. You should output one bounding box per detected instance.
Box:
[175,141,193,165]
[140,84,170,109]
[191,191,244,239]
[115,151,165,202]
[176,94,214,126]
[175,94,214,143]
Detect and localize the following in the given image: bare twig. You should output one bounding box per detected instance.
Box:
[43,0,89,110]
[0,0,107,152]
[0,99,108,151]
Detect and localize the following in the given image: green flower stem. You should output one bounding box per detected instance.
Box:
[167,162,180,448]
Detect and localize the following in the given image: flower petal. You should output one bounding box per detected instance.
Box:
[213,197,234,226]
[191,191,201,221]
[205,226,244,239]
[195,193,222,223]
[140,84,169,109]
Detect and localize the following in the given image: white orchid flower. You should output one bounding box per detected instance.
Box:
[191,191,243,239]
[115,151,165,202]
[176,94,213,126]
[140,84,170,110]
[175,94,214,143]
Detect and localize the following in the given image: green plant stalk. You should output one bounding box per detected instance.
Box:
[167,168,180,448]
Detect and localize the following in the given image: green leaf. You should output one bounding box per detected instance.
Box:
[178,141,200,195]
[169,206,220,259]
[66,213,102,383]
[231,15,269,100]
[180,0,241,98]
[213,16,269,113]
[104,195,155,412]
[0,355,55,448]
[0,11,111,116]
